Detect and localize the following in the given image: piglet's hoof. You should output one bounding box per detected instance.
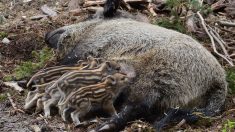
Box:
[75,121,88,128]
[89,122,116,132]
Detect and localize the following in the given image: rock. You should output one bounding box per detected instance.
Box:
[30,15,48,20]
[0,15,6,24]
[68,0,81,11]
[23,0,32,2]
[41,5,57,17]
[2,38,10,44]
[69,9,82,16]
[22,16,27,19]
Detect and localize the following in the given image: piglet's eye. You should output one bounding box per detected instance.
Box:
[116,67,121,71]
[121,77,126,80]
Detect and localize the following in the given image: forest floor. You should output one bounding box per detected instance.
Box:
[0,0,235,132]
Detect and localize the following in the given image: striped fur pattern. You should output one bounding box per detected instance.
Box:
[24,57,128,125]
[24,56,102,112]
[59,73,129,125]
[43,61,121,118]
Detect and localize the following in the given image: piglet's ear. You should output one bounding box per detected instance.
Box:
[105,75,116,85]
[105,61,111,68]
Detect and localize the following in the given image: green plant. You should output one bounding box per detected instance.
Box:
[166,0,187,17]
[165,0,212,15]
[222,119,235,132]
[3,75,13,81]
[4,47,55,80]
[156,18,186,33]
[226,68,235,94]
[0,31,7,39]
[0,93,7,102]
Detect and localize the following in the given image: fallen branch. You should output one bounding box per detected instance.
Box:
[175,119,186,128]
[84,6,103,12]
[148,3,157,17]
[230,53,235,58]
[217,21,235,27]
[84,0,105,7]
[84,0,148,7]
[211,0,226,11]
[4,81,24,93]
[41,4,58,17]
[208,26,230,58]
[39,114,49,124]
[7,93,25,113]
[120,0,132,10]
[124,0,149,3]
[30,125,41,132]
[197,11,234,66]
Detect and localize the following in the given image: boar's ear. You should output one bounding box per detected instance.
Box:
[103,0,120,17]
[45,28,66,49]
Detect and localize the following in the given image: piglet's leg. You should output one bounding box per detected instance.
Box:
[102,101,117,116]
[35,98,44,113]
[71,110,82,126]
[72,99,91,126]
[24,92,44,110]
[43,97,59,118]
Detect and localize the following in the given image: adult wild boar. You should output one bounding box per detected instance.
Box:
[45,11,227,131]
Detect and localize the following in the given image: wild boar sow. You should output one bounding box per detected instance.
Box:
[45,16,227,131]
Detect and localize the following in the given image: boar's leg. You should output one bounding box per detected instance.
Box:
[103,0,120,17]
[154,81,227,131]
[154,108,199,132]
[202,82,227,116]
[90,101,151,132]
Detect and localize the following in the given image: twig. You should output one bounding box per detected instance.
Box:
[84,7,103,12]
[148,3,157,17]
[218,21,235,27]
[208,28,230,58]
[7,93,25,113]
[196,11,234,66]
[120,0,132,10]
[230,53,235,58]
[30,125,41,132]
[39,114,49,124]
[219,27,235,34]
[175,119,186,128]
[84,0,105,7]
[211,0,226,11]
[4,81,24,93]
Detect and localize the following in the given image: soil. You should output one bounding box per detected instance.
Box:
[0,0,234,132]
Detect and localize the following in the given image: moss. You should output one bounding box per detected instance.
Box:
[155,18,186,33]
[3,75,13,81]
[0,93,7,102]
[0,31,7,39]
[226,68,235,94]
[222,119,235,132]
[156,0,211,34]
[4,47,55,80]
